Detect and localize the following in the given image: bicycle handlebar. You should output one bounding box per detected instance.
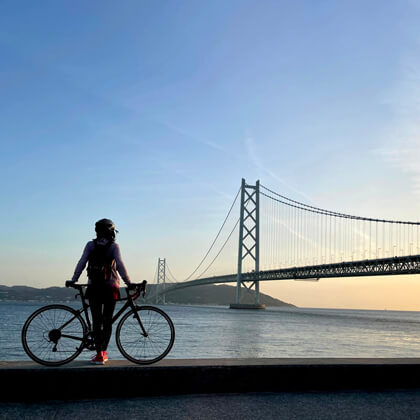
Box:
[65,280,148,297]
[137,280,147,298]
[65,281,83,290]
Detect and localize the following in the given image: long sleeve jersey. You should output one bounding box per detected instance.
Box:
[71,238,131,287]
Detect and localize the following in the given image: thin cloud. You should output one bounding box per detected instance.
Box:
[380,145,420,195]
[245,136,315,203]
[156,118,231,155]
[379,42,420,195]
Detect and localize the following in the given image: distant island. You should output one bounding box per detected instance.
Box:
[0,284,295,308]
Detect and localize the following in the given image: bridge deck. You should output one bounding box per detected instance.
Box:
[157,254,420,296]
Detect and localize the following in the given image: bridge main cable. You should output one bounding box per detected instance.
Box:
[260,184,420,225]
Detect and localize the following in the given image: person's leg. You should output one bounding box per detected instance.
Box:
[101,298,116,351]
[89,298,103,354]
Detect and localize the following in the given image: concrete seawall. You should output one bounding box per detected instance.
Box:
[2,358,420,401]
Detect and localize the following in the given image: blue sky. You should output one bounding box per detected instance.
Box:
[2,1,420,308]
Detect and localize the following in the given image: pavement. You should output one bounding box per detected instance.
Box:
[2,390,420,419]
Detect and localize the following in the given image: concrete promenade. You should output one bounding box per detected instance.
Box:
[1,358,420,402]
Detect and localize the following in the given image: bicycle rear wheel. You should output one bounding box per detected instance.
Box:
[116,306,175,364]
[22,304,88,366]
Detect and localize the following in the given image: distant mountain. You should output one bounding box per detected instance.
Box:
[0,284,295,308]
[162,284,295,307]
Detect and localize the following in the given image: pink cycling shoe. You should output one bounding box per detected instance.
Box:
[91,352,105,365]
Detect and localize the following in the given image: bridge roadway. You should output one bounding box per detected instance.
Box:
[159,254,420,295]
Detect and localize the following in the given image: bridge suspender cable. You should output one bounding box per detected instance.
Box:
[194,218,240,279]
[183,186,241,282]
[165,263,179,283]
[260,184,420,225]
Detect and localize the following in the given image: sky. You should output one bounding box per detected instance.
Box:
[1,0,420,310]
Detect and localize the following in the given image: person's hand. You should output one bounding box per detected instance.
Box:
[66,280,76,288]
[139,280,147,297]
[127,283,137,291]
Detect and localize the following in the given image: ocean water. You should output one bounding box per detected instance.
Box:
[2,301,420,362]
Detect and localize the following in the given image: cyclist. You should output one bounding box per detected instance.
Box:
[66,218,134,365]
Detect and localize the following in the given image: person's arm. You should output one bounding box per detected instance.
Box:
[113,243,131,286]
[71,242,94,282]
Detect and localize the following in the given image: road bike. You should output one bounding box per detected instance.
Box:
[21,281,175,366]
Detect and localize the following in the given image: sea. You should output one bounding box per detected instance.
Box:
[2,301,420,362]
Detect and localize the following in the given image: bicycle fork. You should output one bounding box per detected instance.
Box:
[133,307,148,337]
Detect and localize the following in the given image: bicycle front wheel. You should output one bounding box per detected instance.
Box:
[116,306,175,364]
[22,304,88,366]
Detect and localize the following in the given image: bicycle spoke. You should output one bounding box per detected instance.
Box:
[116,306,174,364]
[22,305,87,366]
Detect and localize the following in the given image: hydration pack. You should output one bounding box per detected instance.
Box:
[87,240,114,284]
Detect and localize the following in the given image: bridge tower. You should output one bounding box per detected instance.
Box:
[230,178,265,309]
[156,257,166,304]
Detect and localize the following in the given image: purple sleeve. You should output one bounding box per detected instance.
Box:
[71,242,94,282]
[112,243,131,285]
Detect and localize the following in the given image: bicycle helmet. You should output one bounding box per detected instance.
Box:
[95,218,118,240]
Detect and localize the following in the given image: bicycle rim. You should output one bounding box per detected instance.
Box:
[22,304,87,366]
[116,306,175,364]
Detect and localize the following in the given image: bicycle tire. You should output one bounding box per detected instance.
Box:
[22,304,88,366]
[116,306,175,365]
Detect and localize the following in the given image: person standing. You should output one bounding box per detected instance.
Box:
[67,218,134,364]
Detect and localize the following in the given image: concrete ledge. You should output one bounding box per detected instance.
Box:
[2,358,420,401]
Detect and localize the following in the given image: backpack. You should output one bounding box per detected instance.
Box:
[87,240,114,284]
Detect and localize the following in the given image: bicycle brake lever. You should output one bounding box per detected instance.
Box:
[141,280,147,298]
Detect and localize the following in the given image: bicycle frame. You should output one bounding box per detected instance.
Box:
[59,285,148,347]
[22,279,175,366]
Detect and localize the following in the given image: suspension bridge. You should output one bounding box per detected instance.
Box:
[149,179,420,309]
